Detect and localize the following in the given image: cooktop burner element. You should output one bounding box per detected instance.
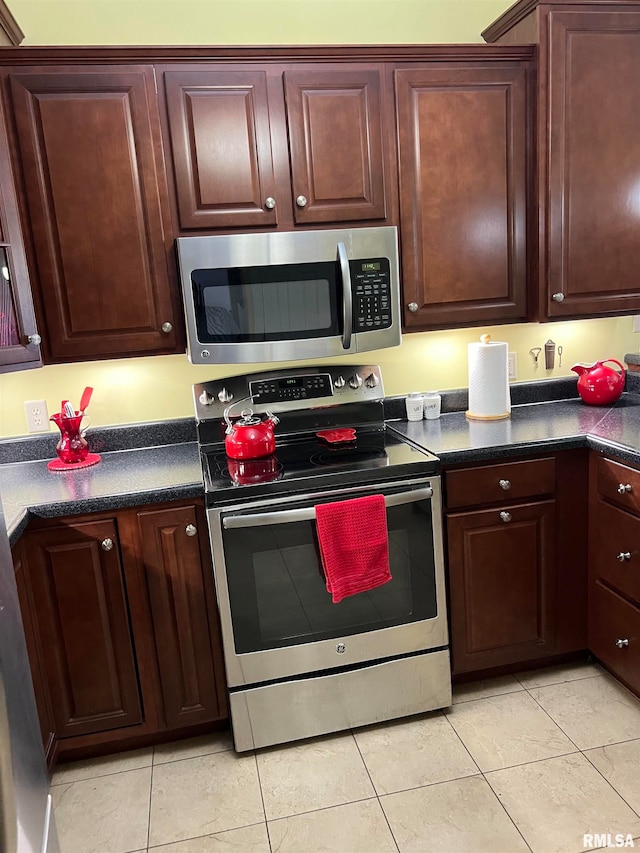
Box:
[193,365,439,505]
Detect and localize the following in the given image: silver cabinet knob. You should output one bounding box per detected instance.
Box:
[199,390,215,406]
[617,552,631,562]
[615,638,630,648]
[27,333,42,345]
[296,195,307,207]
[101,538,114,551]
[618,483,633,494]
[218,387,233,404]
[161,322,173,334]
[333,376,346,389]
[365,372,379,388]
[407,302,419,312]
[348,373,363,389]
[499,479,511,491]
[499,511,512,523]
[551,292,565,303]
[265,197,276,209]
[185,524,197,537]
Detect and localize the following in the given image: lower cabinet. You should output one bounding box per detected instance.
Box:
[445,451,588,675]
[588,454,640,696]
[14,498,227,764]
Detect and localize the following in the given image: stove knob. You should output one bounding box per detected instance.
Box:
[348,373,363,390]
[365,372,379,389]
[334,375,346,389]
[218,387,233,404]
[199,390,215,406]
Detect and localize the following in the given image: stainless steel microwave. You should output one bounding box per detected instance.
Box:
[175,227,401,365]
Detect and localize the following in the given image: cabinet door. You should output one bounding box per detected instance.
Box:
[12,541,56,764]
[8,67,180,361]
[137,504,226,728]
[546,11,640,317]
[22,519,142,738]
[162,68,278,230]
[395,65,528,329]
[284,68,387,224]
[447,500,555,673]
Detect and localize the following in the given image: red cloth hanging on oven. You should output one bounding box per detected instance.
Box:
[315,494,391,604]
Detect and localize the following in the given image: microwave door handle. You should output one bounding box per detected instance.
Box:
[337,242,353,350]
[222,487,434,529]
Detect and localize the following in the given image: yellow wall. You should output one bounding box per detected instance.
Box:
[1,0,637,438]
[10,0,512,46]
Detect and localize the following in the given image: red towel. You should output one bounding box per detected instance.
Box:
[315,494,391,604]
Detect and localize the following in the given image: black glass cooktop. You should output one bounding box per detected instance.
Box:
[200,429,439,504]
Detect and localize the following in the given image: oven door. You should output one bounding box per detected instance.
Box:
[207,477,448,688]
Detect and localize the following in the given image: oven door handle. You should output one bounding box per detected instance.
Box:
[337,241,353,350]
[222,487,433,529]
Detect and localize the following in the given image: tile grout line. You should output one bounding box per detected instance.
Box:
[350,727,401,853]
[480,769,534,853]
[581,749,640,825]
[252,747,274,852]
[146,747,154,851]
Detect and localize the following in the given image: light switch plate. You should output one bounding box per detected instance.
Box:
[633,316,640,333]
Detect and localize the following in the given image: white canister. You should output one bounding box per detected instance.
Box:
[423,391,442,420]
[405,392,424,421]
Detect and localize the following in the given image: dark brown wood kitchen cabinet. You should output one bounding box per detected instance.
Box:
[0,91,41,372]
[445,452,588,675]
[394,57,531,330]
[160,64,393,231]
[19,517,143,740]
[484,0,640,320]
[7,66,182,362]
[16,499,227,764]
[589,455,640,697]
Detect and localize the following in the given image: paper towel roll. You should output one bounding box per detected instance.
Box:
[466,339,511,420]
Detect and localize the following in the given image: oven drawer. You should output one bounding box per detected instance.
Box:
[445,457,555,509]
[229,648,451,751]
[589,580,640,695]
[596,457,640,514]
[590,500,640,604]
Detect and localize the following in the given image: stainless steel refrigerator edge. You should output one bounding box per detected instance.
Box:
[0,495,59,853]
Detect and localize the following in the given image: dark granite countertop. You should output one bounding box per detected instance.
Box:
[387,393,640,468]
[0,429,203,544]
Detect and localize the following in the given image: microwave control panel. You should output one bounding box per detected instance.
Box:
[350,258,392,332]
[249,373,333,405]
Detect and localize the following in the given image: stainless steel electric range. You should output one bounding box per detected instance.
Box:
[194,365,451,752]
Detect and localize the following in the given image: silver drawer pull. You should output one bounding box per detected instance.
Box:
[499,479,511,491]
[551,292,565,302]
[618,483,633,494]
[185,524,197,537]
[617,552,631,562]
[296,195,307,207]
[161,321,173,334]
[101,538,114,551]
[615,638,630,648]
[407,302,418,312]
[265,197,276,209]
[499,511,512,523]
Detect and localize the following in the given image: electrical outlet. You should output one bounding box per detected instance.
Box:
[24,399,49,433]
[508,351,517,381]
[633,316,640,333]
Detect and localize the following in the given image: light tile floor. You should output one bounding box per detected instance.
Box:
[50,661,640,853]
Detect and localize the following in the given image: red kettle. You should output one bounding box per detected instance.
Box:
[571,358,625,406]
[224,398,280,460]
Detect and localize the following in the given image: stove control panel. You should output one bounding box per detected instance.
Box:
[249,373,333,404]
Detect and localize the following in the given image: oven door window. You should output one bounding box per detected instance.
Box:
[221,496,438,654]
[192,262,340,343]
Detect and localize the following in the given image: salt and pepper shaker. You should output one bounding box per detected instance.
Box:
[545,340,556,369]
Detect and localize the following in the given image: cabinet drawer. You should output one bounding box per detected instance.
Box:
[596,457,640,514]
[589,581,640,696]
[590,501,640,604]
[445,457,555,510]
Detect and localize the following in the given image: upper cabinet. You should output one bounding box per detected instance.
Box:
[0,92,41,372]
[7,66,183,362]
[159,64,394,232]
[395,58,531,330]
[484,0,640,320]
